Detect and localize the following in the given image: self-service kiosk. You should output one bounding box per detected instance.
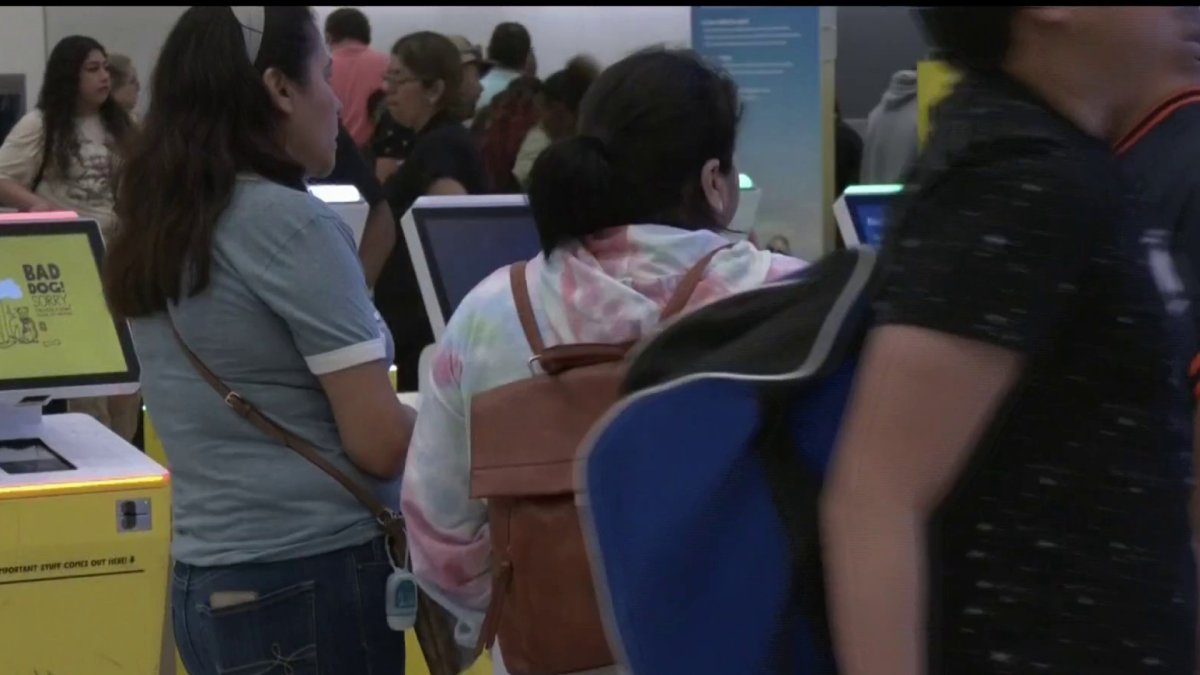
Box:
[309,183,370,248]
[401,194,542,341]
[833,183,904,248]
[0,216,170,674]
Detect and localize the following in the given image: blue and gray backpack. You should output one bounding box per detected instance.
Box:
[578,247,881,675]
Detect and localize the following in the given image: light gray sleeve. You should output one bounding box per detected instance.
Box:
[252,212,386,376]
[0,111,44,185]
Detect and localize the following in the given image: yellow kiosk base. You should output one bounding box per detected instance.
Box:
[0,413,171,674]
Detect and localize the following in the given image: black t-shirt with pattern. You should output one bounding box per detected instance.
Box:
[875,73,1197,674]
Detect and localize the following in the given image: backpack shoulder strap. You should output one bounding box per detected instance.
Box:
[659,245,732,320]
[509,261,546,355]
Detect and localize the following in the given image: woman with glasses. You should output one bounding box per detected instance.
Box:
[376,31,488,392]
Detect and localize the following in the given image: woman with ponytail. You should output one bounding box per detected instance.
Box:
[400,47,804,674]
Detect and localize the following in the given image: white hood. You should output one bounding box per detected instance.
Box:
[529,224,801,346]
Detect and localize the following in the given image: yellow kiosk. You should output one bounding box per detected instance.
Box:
[0,216,171,673]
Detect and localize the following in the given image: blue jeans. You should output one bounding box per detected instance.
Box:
[172,537,405,674]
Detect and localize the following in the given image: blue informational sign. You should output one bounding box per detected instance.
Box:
[691,6,830,259]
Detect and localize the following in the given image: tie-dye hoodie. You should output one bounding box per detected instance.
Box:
[400,224,805,662]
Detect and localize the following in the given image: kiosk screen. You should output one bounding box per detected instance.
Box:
[850,201,888,247]
[415,206,541,318]
[835,185,903,248]
[0,222,137,390]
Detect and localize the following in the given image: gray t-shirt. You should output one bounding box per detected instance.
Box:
[133,176,396,566]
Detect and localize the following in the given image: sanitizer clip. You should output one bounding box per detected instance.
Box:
[385,568,419,632]
[384,536,418,632]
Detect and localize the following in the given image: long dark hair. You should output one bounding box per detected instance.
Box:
[528,48,740,255]
[103,6,318,319]
[39,36,131,177]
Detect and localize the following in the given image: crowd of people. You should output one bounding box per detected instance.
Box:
[2,5,1200,675]
[317,9,605,392]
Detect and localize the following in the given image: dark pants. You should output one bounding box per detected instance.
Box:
[172,537,405,674]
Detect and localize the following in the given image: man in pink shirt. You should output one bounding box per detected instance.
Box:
[325,8,389,148]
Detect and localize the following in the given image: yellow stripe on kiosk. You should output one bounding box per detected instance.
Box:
[0,215,171,675]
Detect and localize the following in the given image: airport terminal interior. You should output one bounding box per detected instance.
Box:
[3,5,1200,675]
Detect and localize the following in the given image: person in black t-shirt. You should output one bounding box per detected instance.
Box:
[821,8,1200,675]
[376,31,488,391]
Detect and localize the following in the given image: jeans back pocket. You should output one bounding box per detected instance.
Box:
[199,580,319,675]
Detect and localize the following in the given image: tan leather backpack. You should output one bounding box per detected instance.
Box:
[469,249,724,674]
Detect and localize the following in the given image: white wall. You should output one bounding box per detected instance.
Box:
[13,6,926,120]
[0,6,46,107]
[43,6,188,116]
[312,6,691,75]
[40,6,689,103]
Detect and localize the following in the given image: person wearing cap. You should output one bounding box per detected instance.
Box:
[325,7,389,148]
[448,34,490,121]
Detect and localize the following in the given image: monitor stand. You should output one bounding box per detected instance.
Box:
[0,401,163,487]
[0,402,43,442]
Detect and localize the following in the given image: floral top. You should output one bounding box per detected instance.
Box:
[400,223,805,656]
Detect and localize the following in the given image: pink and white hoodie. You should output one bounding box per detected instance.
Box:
[400,224,805,669]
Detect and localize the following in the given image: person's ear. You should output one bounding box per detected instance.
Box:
[425,79,446,106]
[262,67,295,116]
[700,158,728,217]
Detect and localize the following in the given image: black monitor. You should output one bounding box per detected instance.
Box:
[400,195,541,338]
